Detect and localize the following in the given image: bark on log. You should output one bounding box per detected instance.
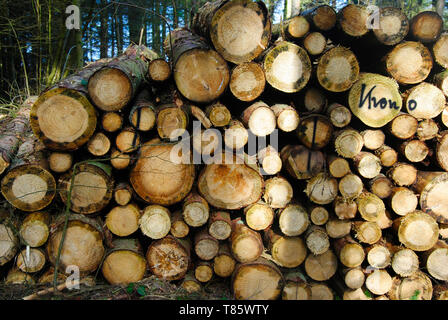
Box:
[409,11,443,43]
[164,28,229,103]
[373,7,409,46]
[192,0,271,65]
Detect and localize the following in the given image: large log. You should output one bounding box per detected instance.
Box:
[88,45,158,111]
[102,238,147,285]
[191,0,271,65]
[409,11,443,43]
[130,139,195,206]
[198,153,263,210]
[164,28,229,104]
[373,7,409,46]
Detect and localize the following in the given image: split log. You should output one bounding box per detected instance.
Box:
[417,119,439,141]
[333,236,365,268]
[194,228,219,261]
[148,59,171,82]
[195,261,214,283]
[310,206,329,226]
[356,192,385,222]
[373,7,409,46]
[213,243,236,278]
[0,107,30,174]
[395,210,439,251]
[192,106,212,129]
[265,228,307,268]
[87,132,111,157]
[409,11,443,43]
[110,149,131,170]
[389,113,418,139]
[365,269,392,296]
[326,103,352,128]
[58,163,114,214]
[297,114,333,150]
[244,201,274,231]
[170,211,190,239]
[334,128,363,158]
[139,205,171,240]
[263,41,312,93]
[348,73,402,128]
[19,211,50,247]
[229,62,266,102]
[224,120,249,150]
[230,219,263,263]
[305,173,338,205]
[353,221,382,245]
[208,211,231,240]
[271,104,300,132]
[272,15,309,40]
[130,139,195,206]
[198,153,263,210]
[156,104,189,140]
[146,236,191,281]
[0,223,19,266]
[278,203,310,236]
[390,187,418,216]
[388,271,433,300]
[303,32,326,56]
[366,244,391,269]
[192,0,271,65]
[165,28,230,104]
[102,112,123,133]
[232,257,284,300]
[48,152,73,173]
[421,240,448,281]
[47,214,105,275]
[182,191,210,228]
[280,144,325,179]
[360,130,385,151]
[385,41,432,85]
[105,203,141,237]
[257,146,282,175]
[204,102,231,128]
[305,225,330,255]
[338,4,369,38]
[101,238,147,285]
[374,145,397,167]
[116,127,140,153]
[88,45,157,111]
[328,155,350,178]
[387,162,417,186]
[304,249,338,281]
[405,83,446,120]
[326,218,352,239]
[317,46,359,93]
[369,174,393,199]
[333,197,357,220]
[241,101,276,137]
[1,139,55,212]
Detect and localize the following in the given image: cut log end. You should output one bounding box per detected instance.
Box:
[229,62,266,102]
[373,7,409,45]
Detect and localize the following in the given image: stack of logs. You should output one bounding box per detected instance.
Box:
[1,0,448,300]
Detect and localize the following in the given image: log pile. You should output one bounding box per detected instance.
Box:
[0,1,448,301]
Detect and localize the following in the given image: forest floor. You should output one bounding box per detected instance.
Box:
[0,275,233,300]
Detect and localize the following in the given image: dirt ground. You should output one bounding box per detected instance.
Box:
[0,275,233,300]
